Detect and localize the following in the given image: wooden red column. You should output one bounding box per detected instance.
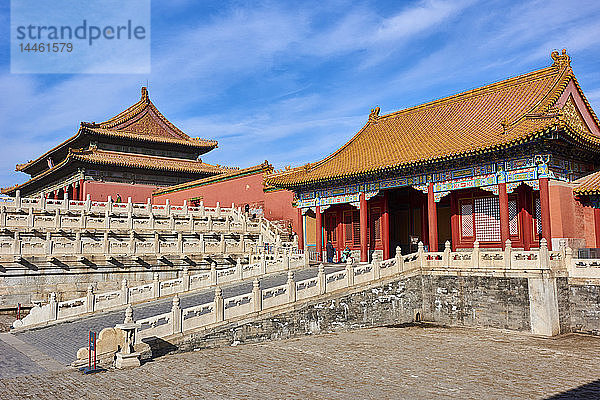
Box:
[427,182,438,252]
[498,183,510,248]
[539,177,552,250]
[450,192,459,251]
[359,192,368,262]
[71,184,78,201]
[79,179,85,200]
[595,208,600,248]
[53,191,58,200]
[297,208,304,251]
[315,206,322,262]
[382,191,390,260]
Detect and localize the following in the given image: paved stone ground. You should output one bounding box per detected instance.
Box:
[0,265,342,377]
[1,326,599,399]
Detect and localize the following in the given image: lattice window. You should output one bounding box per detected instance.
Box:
[535,196,542,235]
[369,207,382,242]
[474,197,501,242]
[460,201,474,238]
[352,211,360,246]
[509,199,518,236]
[343,212,353,243]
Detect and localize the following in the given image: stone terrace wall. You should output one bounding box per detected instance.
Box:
[421,275,531,332]
[142,272,541,358]
[558,279,600,335]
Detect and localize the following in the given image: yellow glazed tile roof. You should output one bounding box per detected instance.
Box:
[573,170,600,195]
[70,148,227,174]
[1,149,226,195]
[267,50,600,189]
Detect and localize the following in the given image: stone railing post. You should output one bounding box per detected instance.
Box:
[121,279,129,305]
[146,197,152,213]
[55,209,61,229]
[15,190,21,209]
[372,252,381,280]
[169,215,175,231]
[171,295,182,334]
[153,272,160,298]
[149,212,155,230]
[85,194,91,212]
[49,292,58,321]
[210,262,217,285]
[287,271,296,302]
[236,257,243,281]
[86,285,95,313]
[565,246,573,270]
[165,199,171,217]
[183,200,188,215]
[317,263,326,294]
[182,266,190,292]
[418,241,424,269]
[216,201,221,218]
[13,231,21,255]
[103,231,110,254]
[63,191,69,211]
[199,233,205,253]
[346,258,354,287]
[104,209,110,229]
[107,196,113,214]
[252,278,262,312]
[395,246,404,272]
[214,287,224,322]
[283,253,290,271]
[154,232,160,254]
[472,241,480,268]
[75,231,82,254]
[260,256,266,275]
[220,234,225,253]
[207,215,213,231]
[45,231,53,255]
[40,193,46,211]
[177,232,183,254]
[27,207,34,228]
[504,239,512,269]
[199,201,205,217]
[129,231,135,255]
[0,206,5,227]
[79,210,86,229]
[540,238,549,269]
[442,241,451,265]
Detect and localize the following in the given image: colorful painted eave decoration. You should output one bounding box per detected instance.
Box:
[295,154,594,209]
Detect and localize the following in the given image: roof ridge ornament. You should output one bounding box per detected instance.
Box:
[141,86,149,102]
[551,49,570,70]
[368,106,380,123]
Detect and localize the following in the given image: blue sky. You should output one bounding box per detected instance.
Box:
[1,0,600,190]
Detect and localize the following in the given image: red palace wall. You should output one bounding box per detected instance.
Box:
[549,181,596,248]
[83,181,160,203]
[152,172,299,235]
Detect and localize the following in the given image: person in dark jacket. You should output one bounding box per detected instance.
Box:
[326,240,335,263]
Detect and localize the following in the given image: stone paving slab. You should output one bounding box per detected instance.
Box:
[8,265,342,367]
[1,326,600,399]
